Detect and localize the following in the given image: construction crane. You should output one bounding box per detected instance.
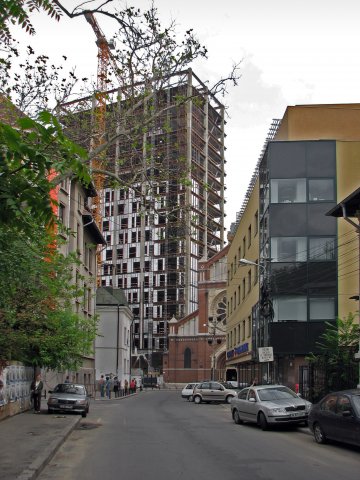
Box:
[84,12,117,284]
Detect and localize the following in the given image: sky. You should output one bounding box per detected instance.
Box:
[11,0,360,231]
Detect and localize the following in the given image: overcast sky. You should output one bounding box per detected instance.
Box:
[13,0,360,232]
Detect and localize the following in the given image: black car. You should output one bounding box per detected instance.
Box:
[308,389,360,447]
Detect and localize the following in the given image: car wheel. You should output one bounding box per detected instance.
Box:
[194,396,202,404]
[313,422,326,444]
[188,395,193,402]
[81,411,87,418]
[233,410,243,425]
[225,395,233,404]
[258,412,268,431]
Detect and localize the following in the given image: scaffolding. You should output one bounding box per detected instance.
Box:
[60,69,226,369]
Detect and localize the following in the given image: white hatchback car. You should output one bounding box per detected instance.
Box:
[181,383,200,401]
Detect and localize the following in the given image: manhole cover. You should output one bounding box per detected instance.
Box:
[76,422,101,430]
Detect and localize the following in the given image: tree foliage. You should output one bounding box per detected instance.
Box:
[0,224,96,370]
[307,313,359,393]
[0,100,91,232]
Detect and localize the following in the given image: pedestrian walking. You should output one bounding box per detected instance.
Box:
[105,376,111,399]
[30,373,43,413]
[113,376,120,398]
[64,376,70,384]
[99,375,105,398]
[130,379,135,394]
[124,379,129,396]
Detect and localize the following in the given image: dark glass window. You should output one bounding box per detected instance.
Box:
[309,237,335,261]
[269,142,306,177]
[273,296,307,322]
[271,237,307,262]
[309,297,335,321]
[307,204,337,235]
[308,179,334,202]
[320,394,337,412]
[271,179,306,203]
[306,141,335,177]
[184,348,191,368]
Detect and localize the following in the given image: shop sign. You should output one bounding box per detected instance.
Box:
[227,343,249,359]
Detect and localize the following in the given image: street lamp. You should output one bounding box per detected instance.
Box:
[205,317,224,381]
[239,257,273,383]
[239,258,265,272]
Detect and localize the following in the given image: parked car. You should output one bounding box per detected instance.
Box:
[308,389,360,447]
[225,380,250,389]
[47,384,90,417]
[193,381,237,404]
[181,383,200,401]
[231,384,311,430]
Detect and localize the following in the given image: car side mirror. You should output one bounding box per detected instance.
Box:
[342,410,352,417]
[48,390,53,394]
[249,397,256,403]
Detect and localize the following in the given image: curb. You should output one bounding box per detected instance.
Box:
[16,416,81,480]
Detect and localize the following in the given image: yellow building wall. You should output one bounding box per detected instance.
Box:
[276,104,360,141]
[336,141,360,319]
[227,178,259,367]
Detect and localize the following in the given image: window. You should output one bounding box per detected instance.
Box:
[337,395,352,414]
[131,277,138,288]
[273,296,307,321]
[271,237,307,262]
[58,203,65,223]
[129,247,136,258]
[247,270,251,293]
[309,237,335,261]
[309,297,335,321]
[238,286,240,304]
[184,348,191,368]
[308,179,334,202]
[242,279,245,299]
[242,320,245,340]
[271,179,306,203]
[117,248,123,259]
[242,237,246,254]
[320,395,337,412]
[121,218,128,229]
[254,211,259,235]
[103,220,109,232]
[248,225,252,247]
[106,249,112,261]
[247,316,251,338]
[254,259,259,284]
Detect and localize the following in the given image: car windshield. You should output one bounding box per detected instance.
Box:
[53,384,86,395]
[352,395,360,416]
[257,387,298,401]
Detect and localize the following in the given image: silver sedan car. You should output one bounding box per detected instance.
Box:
[231,384,311,430]
[47,384,90,417]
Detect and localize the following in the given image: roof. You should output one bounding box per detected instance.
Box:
[96,287,129,306]
[82,212,106,245]
[326,187,360,218]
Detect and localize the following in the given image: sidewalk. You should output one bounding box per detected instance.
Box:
[0,393,138,480]
[0,409,81,480]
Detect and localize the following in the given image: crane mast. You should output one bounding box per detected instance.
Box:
[85,12,116,284]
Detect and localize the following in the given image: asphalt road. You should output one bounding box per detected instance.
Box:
[38,390,360,480]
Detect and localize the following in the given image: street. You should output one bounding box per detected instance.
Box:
[37,390,360,480]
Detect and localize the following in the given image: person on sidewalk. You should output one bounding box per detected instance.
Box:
[99,375,105,398]
[113,376,119,398]
[105,376,111,399]
[124,379,128,396]
[30,373,43,413]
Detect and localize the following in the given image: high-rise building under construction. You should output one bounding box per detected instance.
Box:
[65,69,226,370]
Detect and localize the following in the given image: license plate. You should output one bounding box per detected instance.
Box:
[62,405,73,409]
[290,412,302,417]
